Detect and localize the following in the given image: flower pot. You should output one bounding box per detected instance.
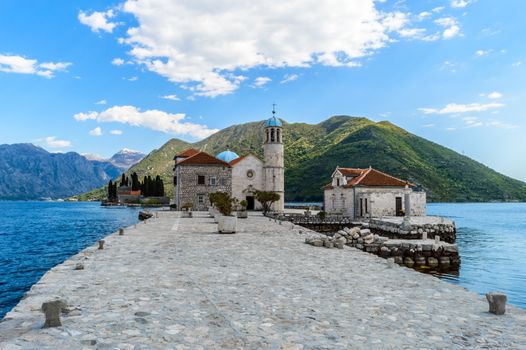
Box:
[214,213,221,223]
[237,211,248,219]
[182,211,192,218]
[218,215,237,233]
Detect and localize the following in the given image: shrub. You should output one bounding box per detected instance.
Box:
[254,191,280,214]
[182,202,193,211]
[214,192,237,216]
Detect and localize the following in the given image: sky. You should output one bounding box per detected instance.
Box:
[0,0,525,181]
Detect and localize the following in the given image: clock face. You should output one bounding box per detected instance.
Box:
[247,170,255,179]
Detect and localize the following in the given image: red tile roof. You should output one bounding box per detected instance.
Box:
[325,167,414,190]
[174,148,200,160]
[176,151,231,167]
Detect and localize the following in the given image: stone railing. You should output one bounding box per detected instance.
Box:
[368,218,456,243]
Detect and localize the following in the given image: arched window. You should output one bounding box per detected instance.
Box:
[277,129,281,143]
[270,128,275,142]
[266,129,269,143]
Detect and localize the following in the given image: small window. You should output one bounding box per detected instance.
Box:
[247,170,254,178]
[210,176,217,186]
[220,177,227,186]
[336,178,340,186]
[197,175,205,185]
[197,194,205,204]
[173,176,177,186]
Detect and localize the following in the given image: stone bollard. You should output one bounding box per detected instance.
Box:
[486,292,507,315]
[41,300,67,328]
[155,212,159,218]
[98,240,105,250]
[119,228,124,235]
[75,263,84,270]
[434,235,440,244]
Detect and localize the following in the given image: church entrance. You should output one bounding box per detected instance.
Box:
[246,196,255,210]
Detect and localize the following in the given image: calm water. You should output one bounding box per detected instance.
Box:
[427,203,526,308]
[0,202,525,319]
[0,202,140,319]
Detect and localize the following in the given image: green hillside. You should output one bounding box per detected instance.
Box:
[76,116,526,202]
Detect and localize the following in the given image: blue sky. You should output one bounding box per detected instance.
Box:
[0,0,525,181]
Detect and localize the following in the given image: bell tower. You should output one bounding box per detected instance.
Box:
[263,104,285,212]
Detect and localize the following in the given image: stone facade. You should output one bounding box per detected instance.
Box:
[263,124,285,212]
[174,164,231,211]
[231,155,264,210]
[324,166,426,219]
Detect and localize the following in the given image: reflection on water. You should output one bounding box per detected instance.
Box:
[428,203,526,308]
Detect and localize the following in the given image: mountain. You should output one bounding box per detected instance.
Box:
[0,144,121,200]
[77,116,526,202]
[108,149,145,170]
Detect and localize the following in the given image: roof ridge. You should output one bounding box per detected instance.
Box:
[352,167,372,186]
[369,167,411,185]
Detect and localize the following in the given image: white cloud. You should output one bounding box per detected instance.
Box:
[75,105,218,139]
[417,11,431,20]
[0,54,71,78]
[45,136,71,148]
[110,129,123,135]
[422,123,436,128]
[419,102,504,115]
[451,0,470,8]
[475,49,492,57]
[462,116,517,129]
[512,61,522,67]
[253,76,271,88]
[435,17,460,39]
[161,94,180,101]
[111,0,438,97]
[78,10,118,33]
[127,76,138,81]
[432,7,445,13]
[112,58,125,66]
[89,127,103,136]
[95,99,107,105]
[487,91,503,99]
[281,74,299,84]
[74,111,98,121]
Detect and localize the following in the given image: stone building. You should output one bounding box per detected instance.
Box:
[173,110,285,212]
[173,150,232,211]
[324,166,426,219]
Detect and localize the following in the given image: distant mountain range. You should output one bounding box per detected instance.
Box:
[0,144,143,200]
[82,148,145,171]
[77,116,526,203]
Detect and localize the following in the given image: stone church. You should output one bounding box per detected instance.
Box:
[173,111,285,212]
[324,166,426,219]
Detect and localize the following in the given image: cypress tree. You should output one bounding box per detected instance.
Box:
[120,173,126,187]
[108,180,113,200]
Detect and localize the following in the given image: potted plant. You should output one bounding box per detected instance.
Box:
[181,202,193,218]
[254,191,280,215]
[208,193,219,218]
[237,199,248,219]
[214,192,237,233]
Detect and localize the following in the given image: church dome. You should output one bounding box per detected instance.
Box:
[216,150,240,163]
[265,116,282,127]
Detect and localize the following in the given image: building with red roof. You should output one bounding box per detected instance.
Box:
[324,166,426,218]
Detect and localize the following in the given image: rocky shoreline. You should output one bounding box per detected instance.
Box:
[1,211,525,349]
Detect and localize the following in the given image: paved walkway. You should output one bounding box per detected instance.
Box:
[1,212,525,349]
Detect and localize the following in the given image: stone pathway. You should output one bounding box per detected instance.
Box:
[1,212,525,349]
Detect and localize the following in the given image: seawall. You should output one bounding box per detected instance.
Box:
[1,212,525,349]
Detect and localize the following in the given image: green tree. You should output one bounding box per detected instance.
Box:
[254,191,280,214]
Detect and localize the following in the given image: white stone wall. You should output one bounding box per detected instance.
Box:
[355,187,426,218]
[324,187,354,216]
[263,135,285,212]
[231,155,264,210]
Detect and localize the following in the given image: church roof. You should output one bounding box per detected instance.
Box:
[176,151,231,167]
[229,155,246,166]
[173,148,200,160]
[216,150,240,163]
[265,116,282,127]
[325,167,414,189]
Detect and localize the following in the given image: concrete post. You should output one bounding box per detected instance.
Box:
[486,292,507,315]
[119,228,124,235]
[98,240,105,250]
[41,300,67,328]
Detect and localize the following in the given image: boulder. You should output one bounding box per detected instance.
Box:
[360,229,371,236]
[403,257,414,268]
[427,257,439,267]
[486,292,507,315]
[439,256,450,266]
[42,300,67,328]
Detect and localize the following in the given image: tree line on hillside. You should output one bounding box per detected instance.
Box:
[107,172,165,201]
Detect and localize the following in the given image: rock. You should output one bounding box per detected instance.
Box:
[324,241,334,248]
[357,238,364,244]
[98,240,105,250]
[312,240,323,247]
[350,227,361,235]
[360,229,371,236]
[335,241,344,249]
[486,292,507,315]
[355,244,364,250]
[41,300,67,328]
[119,228,124,235]
[439,256,450,266]
[427,257,439,267]
[138,211,153,221]
[75,263,84,270]
[404,257,414,268]
[415,256,426,266]
[343,227,351,234]
[393,256,403,265]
